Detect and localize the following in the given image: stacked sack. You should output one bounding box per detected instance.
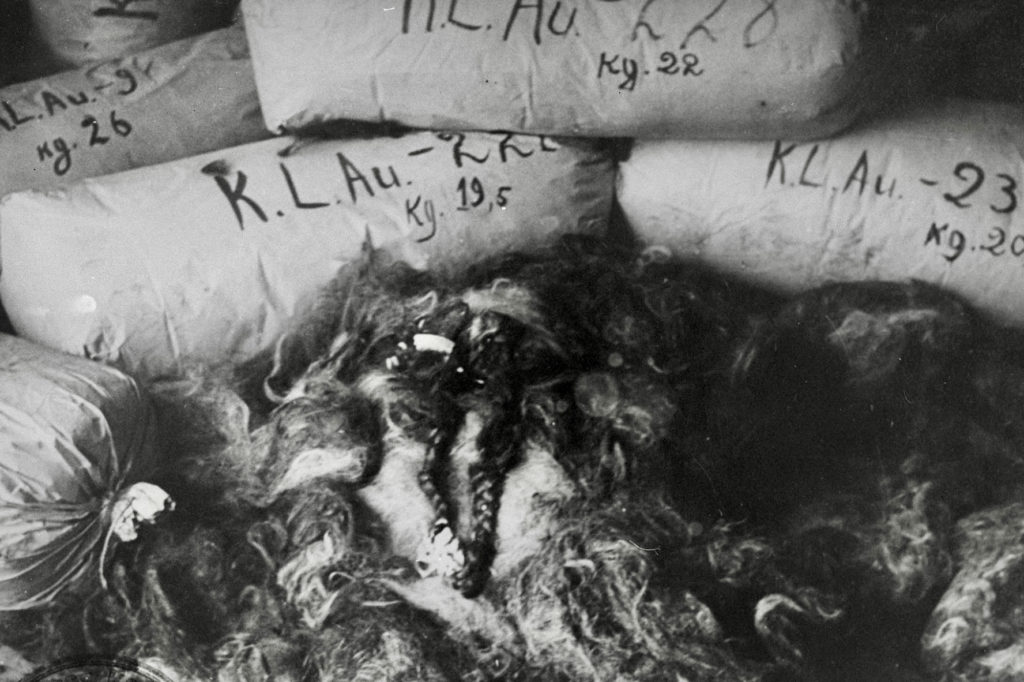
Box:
[617,1,1024,326]
[23,0,237,74]
[610,1,1024,680]
[0,2,267,200]
[0,2,618,677]
[0,4,264,678]
[1,1,1023,681]
[0,333,172,676]
[0,0,916,381]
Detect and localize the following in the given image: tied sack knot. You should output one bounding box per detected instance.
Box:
[98,483,175,589]
[108,482,176,542]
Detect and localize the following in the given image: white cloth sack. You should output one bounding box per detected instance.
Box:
[0,131,614,380]
[0,334,168,610]
[618,98,1024,326]
[243,0,878,139]
[27,0,235,68]
[0,25,268,201]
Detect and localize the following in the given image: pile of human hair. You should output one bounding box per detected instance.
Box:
[5,235,1024,681]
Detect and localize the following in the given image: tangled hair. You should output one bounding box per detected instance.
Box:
[710,279,1000,523]
[921,502,1024,681]
[502,496,766,681]
[260,247,443,402]
[38,489,480,680]
[11,239,1024,681]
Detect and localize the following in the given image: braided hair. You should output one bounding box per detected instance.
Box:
[263,250,577,599]
[403,303,571,597]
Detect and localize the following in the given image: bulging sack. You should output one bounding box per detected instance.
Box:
[0,25,268,200]
[27,0,236,68]
[617,99,1024,327]
[0,334,170,610]
[243,0,875,139]
[0,131,614,380]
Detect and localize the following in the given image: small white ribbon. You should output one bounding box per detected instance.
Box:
[99,482,175,590]
[414,519,466,578]
[412,334,455,357]
[108,482,175,542]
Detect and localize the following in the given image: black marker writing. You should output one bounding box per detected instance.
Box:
[457,176,486,208]
[505,0,543,43]
[923,221,1024,266]
[280,163,330,209]
[498,134,534,162]
[546,2,578,37]
[406,195,438,242]
[88,110,132,146]
[679,0,727,49]
[402,0,438,33]
[447,0,483,31]
[993,174,1018,214]
[924,222,965,263]
[1,64,144,138]
[455,176,511,212]
[93,0,158,21]
[115,68,138,96]
[841,152,870,195]
[42,92,67,116]
[979,226,1007,257]
[744,0,780,48]
[766,142,895,198]
[765,140,796,186]
[41,91,90,117]
[598,51,638,90]
[934,161,1019,216]
[82,115,110,147]
[656,51,703,76]
[32,111,133,177]
[632,0,665,41]
[336,153,402,203]
[942,162,984,209]
[338,153,375,203]
[2,101,32,128]
[838,151,895,197]
[502,0,577,44]
[437,132,490,168]
[37,137,72,176]
[1007,231,1024,257]
[797,143,823,187]
[214,171,269,231]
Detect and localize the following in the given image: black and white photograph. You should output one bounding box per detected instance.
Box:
[0,1,1022,680]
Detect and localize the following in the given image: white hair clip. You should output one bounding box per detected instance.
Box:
[412,333,456,357]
